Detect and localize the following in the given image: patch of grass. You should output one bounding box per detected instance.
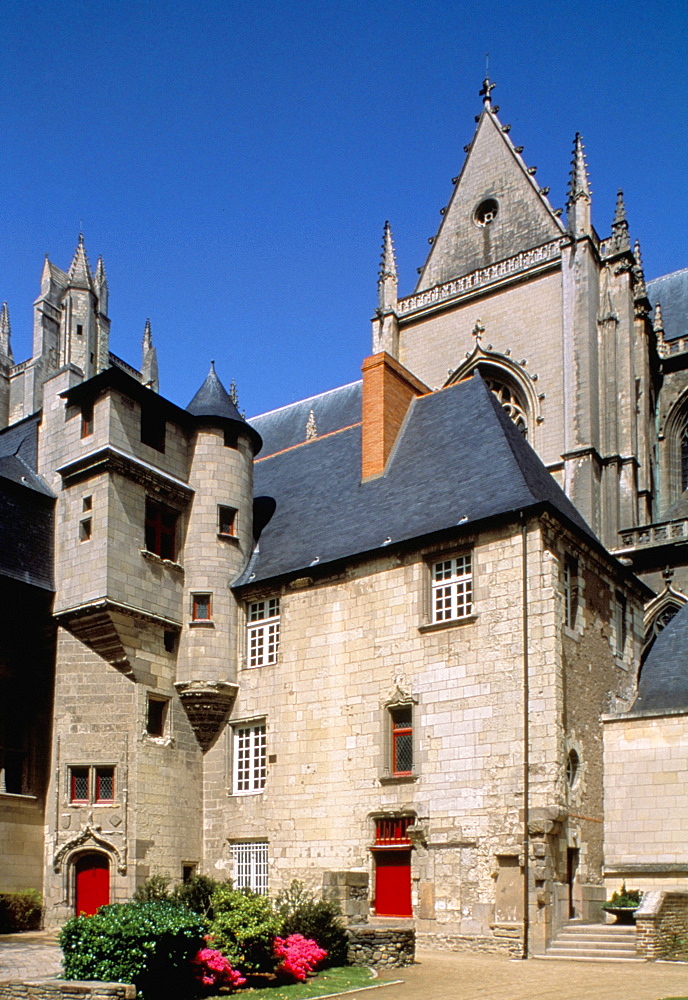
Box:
[207,965,375,999]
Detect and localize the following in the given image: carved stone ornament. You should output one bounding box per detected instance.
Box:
[174,680,239,752]
[53,824,126,874]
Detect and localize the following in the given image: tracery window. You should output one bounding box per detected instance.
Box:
[483,376,528,436]
[681,425,688,491]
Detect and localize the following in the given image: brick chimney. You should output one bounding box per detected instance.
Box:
[361,352,429,480]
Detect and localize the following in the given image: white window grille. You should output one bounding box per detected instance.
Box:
[231,841,268,895]
[247,598,280,667]
[432,555,472,623]
[233,723,267,794]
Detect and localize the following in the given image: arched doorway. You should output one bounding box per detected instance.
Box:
[74,852,110,916]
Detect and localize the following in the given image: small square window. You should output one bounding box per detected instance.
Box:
[192,593,212,622]
[95,766,115,803]
[147,697,168,737]
[81,404,93,438]
[224,428,238,449]
[79,518,92,541]
[163,630,177,653]
[218,505,237,537]
[141,407,166,453]
[76,324,84,337]
[182,863,197,883]
[70,767,90,803]
[83,495,92,511]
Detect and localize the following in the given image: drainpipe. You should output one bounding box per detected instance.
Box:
[521,514,530,959]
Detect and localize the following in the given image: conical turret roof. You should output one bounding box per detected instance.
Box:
[186,362,262,453]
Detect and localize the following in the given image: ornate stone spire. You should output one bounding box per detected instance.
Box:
[654,301,669,356]
[609,189,631,253]
[377,221,398,313]
[306,408,317,441]
[94,255,109,314]
[632,239,649,315]
[68,233,93,289]
[141,319,159,393]
[0,302,12,361]
[566,134,592,236]
[568,133,591,202]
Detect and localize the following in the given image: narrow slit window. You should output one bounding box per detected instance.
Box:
[390,705,413,775]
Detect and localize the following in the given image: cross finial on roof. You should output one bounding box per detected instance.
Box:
[663,565,675,586]
[472,319,485,342]
[306,408,317,441]
[479,74,496,108]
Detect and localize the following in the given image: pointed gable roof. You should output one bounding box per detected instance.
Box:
[67,233,94,291]
[237,374,597,585]
[186,363,262,454]
[416,96,564,291]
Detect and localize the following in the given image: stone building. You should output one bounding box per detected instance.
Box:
[1,79,687,954]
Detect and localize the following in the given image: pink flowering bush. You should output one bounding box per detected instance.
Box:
[274,934,328,982]
[191,948,246,991]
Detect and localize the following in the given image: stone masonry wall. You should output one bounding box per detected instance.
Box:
[346,928,415,968]
[635,890,688,960]
[0,983,135,1000]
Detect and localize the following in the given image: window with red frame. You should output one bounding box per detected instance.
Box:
[375,817,413,845]
[70,766,115,804]
[192,593,212,621]
[390,705,413,775]
[144,499,178,560]
[81,404,93,438]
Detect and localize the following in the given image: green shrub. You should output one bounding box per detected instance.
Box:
[0,889,43,933]
[59,901,204,1000]
[604,881,642,908]
[209,887,281,972]
[171,874,226,922]
[275,881,348,967]
[132,874,172,903]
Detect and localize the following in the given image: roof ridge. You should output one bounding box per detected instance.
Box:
[250,380,362,421]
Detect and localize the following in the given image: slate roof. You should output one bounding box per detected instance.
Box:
[633,601,688,713]
[250,381,362,458]
[236,374,597,586]
[648,268,688,342]
[0,414,55,591]
[187,363,262,454]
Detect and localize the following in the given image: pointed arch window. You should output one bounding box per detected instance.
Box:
[681,424,688,492]
[483,375,528,437]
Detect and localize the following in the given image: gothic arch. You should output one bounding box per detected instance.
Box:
[641,584,687,666]
[658,386,688,511]
[446,345,540,444]
[53,824,126,875]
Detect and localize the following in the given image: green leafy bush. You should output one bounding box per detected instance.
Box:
[209,887,281,972]
[604,881,642,908]
[0,889,43,932]
[133,875,172,903]
[275,881,348,967]
[59,901,205,999]
[172,874,226,922]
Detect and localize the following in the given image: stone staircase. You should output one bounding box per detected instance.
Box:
[543,921,642,961]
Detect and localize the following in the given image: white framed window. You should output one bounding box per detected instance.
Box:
[247,598,280,667]
[231,841,268,895]
[233,722,267,794]
[432,555,472,623]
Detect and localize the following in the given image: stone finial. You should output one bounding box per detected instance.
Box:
[479,76,496,108]
[377,221,398,315]
[610,189,631,253]
[68,232,93,289]
[472,319,485,343]
[141,319,159,393]
[0,302,13,362]
[567,133,591,203]
[94,254,107,287]
[229,379,239,407]
[633,239,648,304]
[306,408,317,441]
[653,301,664,335]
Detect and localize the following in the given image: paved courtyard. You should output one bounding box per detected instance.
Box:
[1,935,687,1000]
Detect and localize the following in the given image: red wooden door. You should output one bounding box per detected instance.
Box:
[374,849,412,916]
[74,853,110,916]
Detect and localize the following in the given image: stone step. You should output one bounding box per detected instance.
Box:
[538,952,644,963]
[555,931,636,945]
[544,921,641,962]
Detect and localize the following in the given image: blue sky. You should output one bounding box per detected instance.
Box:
[1,0,686,417]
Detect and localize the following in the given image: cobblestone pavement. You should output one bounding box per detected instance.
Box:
[2,937,687,999]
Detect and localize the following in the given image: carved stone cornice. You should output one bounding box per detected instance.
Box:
[56,446,193,506]
[174,680,239,752]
